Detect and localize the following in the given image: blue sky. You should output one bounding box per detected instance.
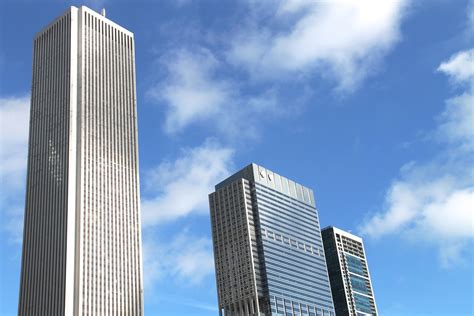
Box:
[0,0,473,315]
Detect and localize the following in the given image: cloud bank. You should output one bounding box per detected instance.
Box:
[143,229,215,288]
[149,49,233,134]
[228,0,409,90]
[360,49,474,267]
[150,0,409,134]
[148,49,279,138]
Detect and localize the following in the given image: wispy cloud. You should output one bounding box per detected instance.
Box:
[0,95,30,187]
[437,49,474,85]
[227,0,409,91]
[360,162,473,266]
[141,139,234,226]
[139,139,229,306]
[434,92,474,152]
[149,49,233,134]
[143,229,215,289]
[435,49,474,152]
[360,49,474,267]
[148,48,280,137]
[0,95,29,244]
[149,1,410,135]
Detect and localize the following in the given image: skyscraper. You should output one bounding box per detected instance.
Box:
[209,163,335,316]
[321,227,377,316]
[18,6,143,315]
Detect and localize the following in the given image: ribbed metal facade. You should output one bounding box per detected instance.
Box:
[321,227,377,316]
[209,163,335,316]
[18,6,144,316]
[18,10,73,316]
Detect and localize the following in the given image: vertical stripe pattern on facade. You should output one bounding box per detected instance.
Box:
[78,7,143,316]
[18,6,144,315]
[19,11,72,316]
[209,179,262,316]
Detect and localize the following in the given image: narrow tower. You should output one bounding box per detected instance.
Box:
[18,6,144,315]
[321,227,378,316]
[209,163,335,316]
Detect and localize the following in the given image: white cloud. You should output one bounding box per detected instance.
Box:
[0,96,30,188]
[142,229,215,288]
[419,188,473,240]
[360,168,473,267]
[360,50,474,267]
[150,1,410,133]
[437,49,474,84]
[139,140,224,298]
[228,0,409,90]
[149,48,281,136]
[0,96,30,244]
[3,205,25,245]
[361,166,472,238]
[141,140,234,226]
[435,92,474,152]
[435,49,474,152]
[149,49,233,133]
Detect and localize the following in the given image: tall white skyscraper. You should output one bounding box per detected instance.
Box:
[18,6,144,315]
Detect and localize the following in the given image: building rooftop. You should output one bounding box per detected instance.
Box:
[215,163,316,207]
[322,226,363,243]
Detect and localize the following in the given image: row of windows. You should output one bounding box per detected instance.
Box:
[270,295,334,316]
[263,227,323,258]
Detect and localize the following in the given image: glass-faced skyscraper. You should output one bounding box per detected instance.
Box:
[321,227,377,316]
[209,163,335,316]
[19,6,143,315]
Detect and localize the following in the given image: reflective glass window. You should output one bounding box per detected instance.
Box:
[346,254,365,276]
[350,274,369,295]
[353,293,372,314]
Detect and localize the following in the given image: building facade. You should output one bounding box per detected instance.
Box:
[321,227,377,316]
[18,6,144,315]
[209,163,335,316]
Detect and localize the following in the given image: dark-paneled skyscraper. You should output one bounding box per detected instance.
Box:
[209,163,335,316]
[19,6,143,315]
[321,227,377,316]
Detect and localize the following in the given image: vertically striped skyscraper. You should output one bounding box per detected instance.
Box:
[19,6,143,315]
[209,163,335,316]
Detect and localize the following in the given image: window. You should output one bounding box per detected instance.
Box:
[353,293,373,314]
[350,274,369,295]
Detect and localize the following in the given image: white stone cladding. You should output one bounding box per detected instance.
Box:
[18,6,144,315]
